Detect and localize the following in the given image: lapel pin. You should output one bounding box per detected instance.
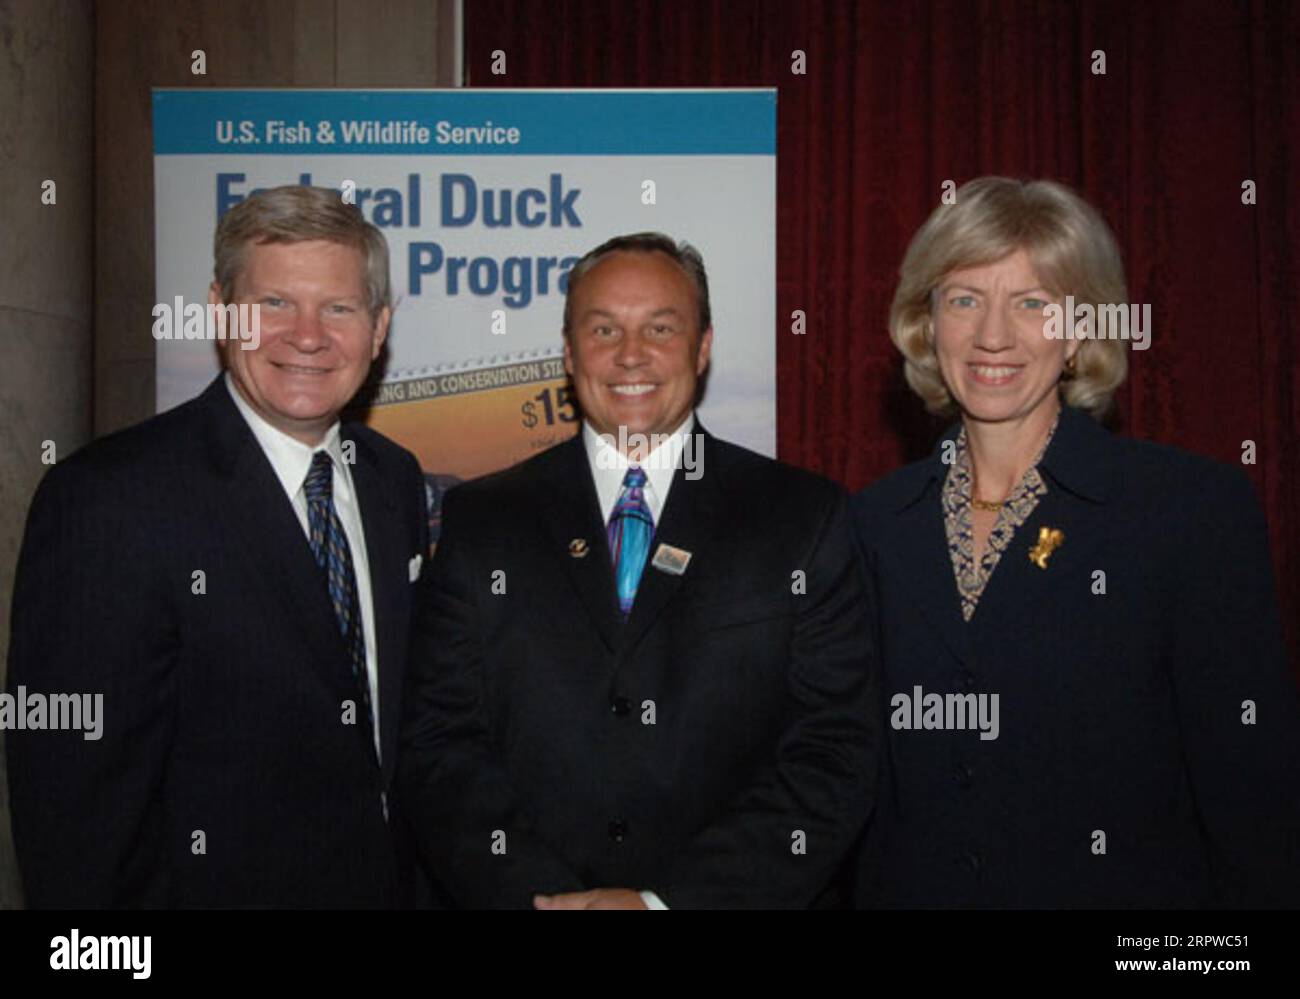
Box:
[568,538,589,558]
[651,543,692,576]
[1028,526,1065,569]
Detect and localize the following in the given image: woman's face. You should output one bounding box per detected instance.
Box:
[931,248,1078,427]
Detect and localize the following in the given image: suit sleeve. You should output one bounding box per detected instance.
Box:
[411,455,431,558]
[657,488,880,907]
[397,486,586,908]
[1168,467,1300,906]
[5,460,179,908]
[846,518,896,909]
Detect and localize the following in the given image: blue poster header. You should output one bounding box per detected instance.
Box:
[153,89,776,156]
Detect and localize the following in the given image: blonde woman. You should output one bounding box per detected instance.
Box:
[852,177,1300,908]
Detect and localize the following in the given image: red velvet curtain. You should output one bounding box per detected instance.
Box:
[464,0,1299,667]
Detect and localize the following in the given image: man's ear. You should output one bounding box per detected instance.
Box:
[563,335,574,378]
[371,305,392,359]
[695,327,714,376]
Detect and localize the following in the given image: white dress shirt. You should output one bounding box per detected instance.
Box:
[225,374,382,760]
[582,413,695,910]
[582,412,695,525]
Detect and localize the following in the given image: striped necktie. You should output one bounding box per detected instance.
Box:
[303,451,374,745]
[608,466,654,616]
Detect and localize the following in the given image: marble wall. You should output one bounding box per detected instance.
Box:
[0,0,95,911]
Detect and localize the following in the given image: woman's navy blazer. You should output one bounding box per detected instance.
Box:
[851,405,1300,908]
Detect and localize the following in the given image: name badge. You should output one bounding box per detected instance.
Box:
[651,543,692,576]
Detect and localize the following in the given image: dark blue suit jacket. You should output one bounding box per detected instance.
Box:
[6,376,429,907]
[399,427,879,908]
[851,405,1300,908]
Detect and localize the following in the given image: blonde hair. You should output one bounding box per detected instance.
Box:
[890,177,1129,417]
[213,185,391,320]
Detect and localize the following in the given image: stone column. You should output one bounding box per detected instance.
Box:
[0,0,95,910]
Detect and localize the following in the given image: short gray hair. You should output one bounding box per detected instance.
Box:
[213,185,392,320]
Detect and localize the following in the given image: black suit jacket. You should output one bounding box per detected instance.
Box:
[398,426,878,908]
[5,376,429,908]
[851,405,1300,908]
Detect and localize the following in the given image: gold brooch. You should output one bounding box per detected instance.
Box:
[568,538,589,558]
[1028,527,1065,569]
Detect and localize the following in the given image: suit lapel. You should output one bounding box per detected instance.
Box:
[621,431,725,653]
[538,435,623,653]
[968,410,1115,630]
[346,429,407,785]
[873,408,1118,665]
[197,379,355,698]
[970,487,1108,630]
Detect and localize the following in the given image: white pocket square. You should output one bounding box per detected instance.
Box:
[408,554,423,582]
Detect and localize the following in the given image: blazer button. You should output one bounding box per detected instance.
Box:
[608,818,628,843]
[952,763,973,789]
[610,695,632,717]
[957,851,981,873]
[953,669,977,692]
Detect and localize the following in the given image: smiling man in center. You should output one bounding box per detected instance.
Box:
[399,232,879,908]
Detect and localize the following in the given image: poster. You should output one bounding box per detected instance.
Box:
[153,89,776,517]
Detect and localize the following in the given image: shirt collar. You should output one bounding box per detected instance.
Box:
[897,404,1112,511]
[224,372,348,501]
[582,412,696,520]
[1035,404,1114,502]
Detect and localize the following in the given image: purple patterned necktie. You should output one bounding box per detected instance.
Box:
[608,466,654,616]
[303,451,374,743]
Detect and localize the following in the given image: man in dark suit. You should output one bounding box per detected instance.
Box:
[399,233,878,908]
[5,186,428,907]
